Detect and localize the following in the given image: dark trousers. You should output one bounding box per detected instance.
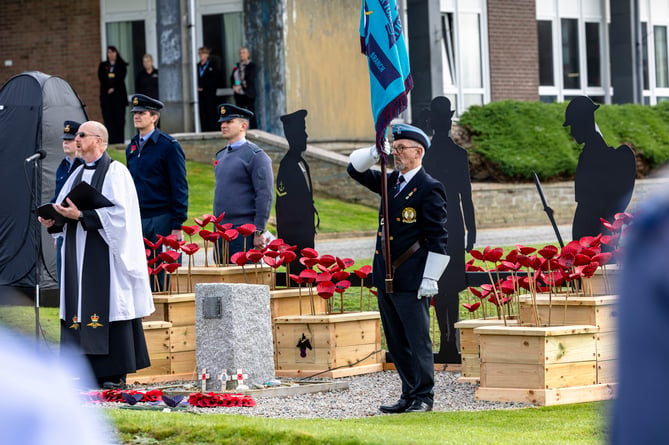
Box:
[142,213,177,292]
[377,289,434,404]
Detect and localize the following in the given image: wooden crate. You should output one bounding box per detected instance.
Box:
[273,311,383,378]
[270,287,328,319]
[145,293,195,327]
[170,350,196,375]
[519,295,617,331]
[127,321,172,378]
[454,318,519,379]
[170,264,272,293]
[579,265,619,296]
[476,325,599,391]
[476,384,616,406]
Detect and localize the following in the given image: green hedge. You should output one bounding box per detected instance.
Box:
[459,100,669,180]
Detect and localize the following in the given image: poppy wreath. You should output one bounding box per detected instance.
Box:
[84,389,256,407]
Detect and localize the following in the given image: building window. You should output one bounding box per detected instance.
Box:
[538,20,554,87]
[561,18,580,90]
[655,25,668,88]
[642,22,650,90]
[439,4,488,115]
[585,22,601,87]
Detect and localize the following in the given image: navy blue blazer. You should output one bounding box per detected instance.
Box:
[348,164,448,292]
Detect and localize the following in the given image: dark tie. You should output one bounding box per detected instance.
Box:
[393,175,405,198]
[139,137,145,151]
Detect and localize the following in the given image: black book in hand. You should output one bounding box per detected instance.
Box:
[38,182,113,225]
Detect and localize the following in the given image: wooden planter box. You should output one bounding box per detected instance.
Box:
[474,325,615,405]
[169,264,273,293]
[270,287,328,319]
[519,294,617,385]
[579,265,619,296]
[273,311,383,378]
[454,318,518,381]
[127,321,172,380]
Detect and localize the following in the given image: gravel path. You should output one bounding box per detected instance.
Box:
[108,371,529,418]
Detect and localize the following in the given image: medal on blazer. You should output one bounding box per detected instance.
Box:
[401,207,417,223]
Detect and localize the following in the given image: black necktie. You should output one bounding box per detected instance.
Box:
[393,175,405,198]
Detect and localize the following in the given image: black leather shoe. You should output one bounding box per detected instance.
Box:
[379,398,413,414]
[405,400,433,413]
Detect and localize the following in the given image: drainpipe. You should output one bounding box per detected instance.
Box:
[188,0,201,132]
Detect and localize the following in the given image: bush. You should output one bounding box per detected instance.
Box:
[459,99,669,181]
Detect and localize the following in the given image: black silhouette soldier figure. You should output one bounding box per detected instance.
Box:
[422,96,476,364]
[276,109,319,271]
[564,96,636,242]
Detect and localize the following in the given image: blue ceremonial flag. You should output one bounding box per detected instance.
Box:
[360,0,412,153]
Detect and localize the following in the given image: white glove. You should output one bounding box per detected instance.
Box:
[417,252,450,299]
[349,145,380,172]
[417,278,438,299]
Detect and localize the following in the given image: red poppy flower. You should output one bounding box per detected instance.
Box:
[130,145,137,152]
[579,234,602,248]
[200,230,220,243]
[162,235,182,250]
[369,289,378,297]
[538,245,558,260]
[266,239,284,251]
[231,251,248,266]
[237,223,257,237]
[316,271,332,282]
[354,265,372,278]
[317,281,335,299]
[301,247,319,259]
[516,245,537,255]
[264,250,279,259]
[499,278,515,295]
[556,252,575,269]
[299,269,317,283]
[580,247,600,258]
[462,302,481,312]
[246,249,263,263]
[264,256,283,269]
[600,217,615,232]
[213,159,219,166]
[181,243,200,256]
[574,254,592,266]
[518,276,531,291]
[600,234,620,246]
[299,257,319,268]
[289,273,303,284]
[316,264,330,273]
[483,246,504,263]
[505,249,519,263]
[159,250,181,263]
[563,240,582,255]
[182,225,200,236]
[280,250,297,264]
[577,263,599,278]
[147,257,160,266]
[339,257,355,269]
[469,287,483,298]
[319,255,336,268]
[469,249,483,261]
[332,271,350,281]
[334,280,351,294]
[220,229,239,242]
[163,263,180,273]
[465,263,484,272]
[592,252,613,266]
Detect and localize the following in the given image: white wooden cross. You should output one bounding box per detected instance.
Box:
[232,369,249,391]
[200,368,210,392]
[218,369,231,391]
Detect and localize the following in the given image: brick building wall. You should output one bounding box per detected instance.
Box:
[486,0,539,102]
[0,0,102,122]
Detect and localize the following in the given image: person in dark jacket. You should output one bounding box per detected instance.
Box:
[125,94,188,290]
[135,53,159,100]
[98,46,128,144]
[197,46,222,132]
[230,47,257,128]
[347,123,449,413]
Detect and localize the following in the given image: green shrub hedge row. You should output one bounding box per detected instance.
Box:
[458,100,669,180]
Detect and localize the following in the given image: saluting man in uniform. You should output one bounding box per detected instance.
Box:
[126,94,188,290]
[347,123,449,413]
[213,104,273,261]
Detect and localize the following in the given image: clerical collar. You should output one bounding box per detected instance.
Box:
[227,137,247,151]
[84,155,104,169]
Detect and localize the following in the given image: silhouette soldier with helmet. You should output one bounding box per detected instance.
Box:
[564,96,636,242]
[422,96,476,364]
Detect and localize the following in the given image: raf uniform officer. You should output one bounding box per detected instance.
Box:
[347,123,449,413]
[126,94,188,290]
[213,103,273,261]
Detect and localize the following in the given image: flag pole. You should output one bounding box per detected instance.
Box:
[380,155,393,293]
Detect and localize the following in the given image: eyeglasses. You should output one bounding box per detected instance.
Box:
[392,145,421,154]
[76,132,101,138]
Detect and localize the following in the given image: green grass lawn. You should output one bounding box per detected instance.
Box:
[105,401,608,444]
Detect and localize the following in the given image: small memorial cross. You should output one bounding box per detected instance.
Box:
[233,369,249,391]
[200,368,210,392]
[218,369,231,391]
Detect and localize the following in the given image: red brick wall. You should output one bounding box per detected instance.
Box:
[0,0,102,121]
[487,0,539,102]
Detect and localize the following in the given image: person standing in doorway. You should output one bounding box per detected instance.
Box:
[135,54,159,100]
[231,47,257,129]
[98,46,128,144]
[197,46,222,132]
